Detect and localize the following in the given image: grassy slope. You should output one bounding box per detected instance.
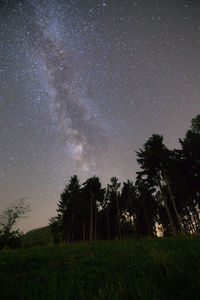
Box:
[24,226,54,248]
[0,237,200,299]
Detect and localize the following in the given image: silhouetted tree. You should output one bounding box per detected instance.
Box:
[49,216,62,244]
[0,198,30,249]
[177,114,200,233]
[136,134,184,235]
[120,180,137,236]
[135,179,157,237]
[49,114,200,242]
[81,176,104,241]
[106,177,121,239]
[57,175,81,242]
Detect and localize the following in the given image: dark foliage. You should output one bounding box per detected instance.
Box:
[49,115,200,242]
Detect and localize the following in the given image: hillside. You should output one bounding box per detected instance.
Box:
[24,226,54,247]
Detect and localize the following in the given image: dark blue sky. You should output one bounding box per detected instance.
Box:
[0,0,200,231]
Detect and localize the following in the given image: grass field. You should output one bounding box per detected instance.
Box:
[0,237,200,299]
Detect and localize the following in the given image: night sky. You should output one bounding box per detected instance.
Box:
[0,0,200,232]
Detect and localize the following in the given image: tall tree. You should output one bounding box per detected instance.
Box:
[120,180,137,235]
[177,114,200,233]
[57,175,81,242]
[106,177,121,239]
[81,176,104,241]
[135,179,157,237]
[49,216,62,244]
[136,134,184,235]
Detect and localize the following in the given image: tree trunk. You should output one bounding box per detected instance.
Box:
[162,168,185,235]
[158,180,177,236]
[107,208,110,240]
[83,220,85,241]
[186,206,196,234]
[90,188,93,242]
[133,214,138,237]
[191,203,200,233]
[71,213,74,242]
[142,198,151,236]
[116,193,121,239]
[94,203,97,241]
[129,215,133,233]
[130,197,135,234]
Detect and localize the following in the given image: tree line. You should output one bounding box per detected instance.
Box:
[50,114,200,243]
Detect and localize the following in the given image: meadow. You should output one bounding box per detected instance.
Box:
[0,236,200,299]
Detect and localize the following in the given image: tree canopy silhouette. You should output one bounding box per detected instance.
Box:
[50,114,200,243]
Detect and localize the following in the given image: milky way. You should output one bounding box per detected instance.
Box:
[28,13,108,173]
[0,0,200,231]
[22,1,111,174]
